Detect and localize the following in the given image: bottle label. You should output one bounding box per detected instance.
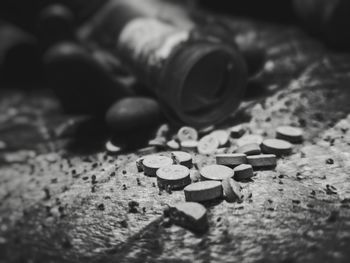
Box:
[117,18,189,85]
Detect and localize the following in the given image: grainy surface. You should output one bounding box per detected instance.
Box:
[1,14,350,263]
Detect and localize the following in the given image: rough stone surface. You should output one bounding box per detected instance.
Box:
[1,12,350,263]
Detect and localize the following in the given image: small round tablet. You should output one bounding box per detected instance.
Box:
[276,126,303,143]
[237,134,263,147]
[233,164,254,181]
[171,151,193,169]
[166,140,180,150]
[200,164,234,181]
[215,153,247,167]
[236,143,261,156]
[157,165,191,190]
[184,181,223,202]
[177,126,198,142]
[181,140,198,152]
[210,130,230,146]
[222,177,243,203]
[197,135,219,154]
[143,155,174,176]
[247,154,277,169]
[261,139,292,156]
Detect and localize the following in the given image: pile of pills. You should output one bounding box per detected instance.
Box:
[129,124,303,233]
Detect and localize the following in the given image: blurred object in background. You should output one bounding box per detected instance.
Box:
[0,21,40,84]
[79,0,247,128]
[293,0,350,50]
[43,42,135,115]
[199,0,297,24]
[38,4,75,50]
[199,0,350,50]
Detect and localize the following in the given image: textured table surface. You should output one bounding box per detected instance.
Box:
[1,14,350,263]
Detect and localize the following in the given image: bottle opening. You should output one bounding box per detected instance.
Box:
[159,41,247,128]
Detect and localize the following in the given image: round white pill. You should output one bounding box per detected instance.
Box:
[184,181,223,202]
[200,164,234,181]
[233,164,254,181]
[157,164,191,190]
[197,135,219,154]
[261,139,292,156]
[171,151,193,169]
[210,129,230,146]
[177,126,198,142]
[143,155,173,176]
[276,126,303,143]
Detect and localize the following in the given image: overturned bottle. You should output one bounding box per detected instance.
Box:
[80,0,247,128]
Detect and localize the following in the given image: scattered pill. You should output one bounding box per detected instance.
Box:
[215,153,247,167]
[237,134,263,147]
[222,177,243,203]
[181,140,198,152]
[198,125,215,135]
[247,154,277,169]
[148,137,166,148]
[106,97,161,133]
[276,126,303,143]
[233,164,254,181]
[200,164,234,181]
[236,143,261,156]
[156,165,191,190]
[166,139,180,150]
[168,202,208,233]
[197,135,219,154]
[137,146,158,156]
[184,181,223,202]
[210,130,230,146]
[177,126,198,142]
[261,139,292,156]
[105,140,122,154]
[171,151,193,169]
[230,125,246,138]
[142,155,173,176]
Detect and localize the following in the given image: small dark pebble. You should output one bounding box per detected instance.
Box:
[326,158,334,165]
[128,201,139,213]
[327,211,339,223]
[152,182,156,187]
[292,200,301,204]
[278,174,285,179]
[136,178,141,186]
[122,170,127,175]
[82,176,89,181]
[119,220,128,228]
[97,203,105,211]
[92,163,98,169]
[44,188,51,200]
[142,207,146,213]
[110,172,116,177]
[122,184,127,190]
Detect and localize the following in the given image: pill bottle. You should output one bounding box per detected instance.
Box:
[80,0,247,128]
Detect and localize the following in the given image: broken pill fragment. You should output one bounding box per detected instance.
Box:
[222,177,243,203]
[168,202,208,233]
